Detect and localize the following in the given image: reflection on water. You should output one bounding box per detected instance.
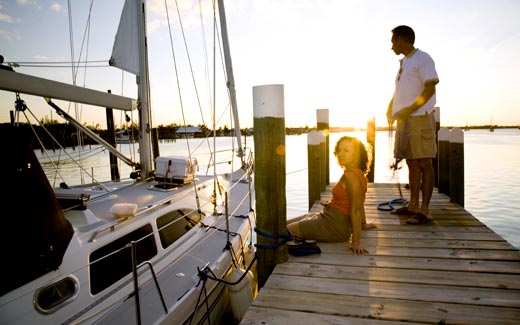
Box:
[38,129,520,249]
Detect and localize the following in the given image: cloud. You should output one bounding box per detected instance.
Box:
[17,0,39,6]
[0,12,13,23]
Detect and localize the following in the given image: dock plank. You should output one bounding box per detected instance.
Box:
[273,262,520,289]
[246,289,520,325]
[241,183,520,324]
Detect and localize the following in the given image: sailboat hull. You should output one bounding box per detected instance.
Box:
[0,169,255,325]
[0,0,255,322]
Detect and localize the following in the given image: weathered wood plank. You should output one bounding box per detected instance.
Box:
[263,274,520,308]
[360,237,516,250]
[361,230,505,241]
[287,254,520,274]
[242,306,417,325]
[244,289,520,325]
[274,262,520,289]
[361,224,494,232]
[318,244,520,260]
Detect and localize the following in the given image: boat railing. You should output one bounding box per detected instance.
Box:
[129,241,168,325]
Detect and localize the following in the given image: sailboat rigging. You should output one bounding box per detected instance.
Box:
[0,0,256,324]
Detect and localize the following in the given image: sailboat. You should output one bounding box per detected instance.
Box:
[0,0,256,324]
[115,129,136,144]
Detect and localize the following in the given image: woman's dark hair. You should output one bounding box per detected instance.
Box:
[333,136,372,174]
[392,25,415,45]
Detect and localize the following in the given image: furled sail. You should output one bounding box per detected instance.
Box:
[109,0,140,76]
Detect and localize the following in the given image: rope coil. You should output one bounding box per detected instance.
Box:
[377,198,409,211]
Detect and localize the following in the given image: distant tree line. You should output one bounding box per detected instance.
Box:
[4,121,514,151]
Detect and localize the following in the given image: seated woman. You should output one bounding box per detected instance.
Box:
[287,136,375,255]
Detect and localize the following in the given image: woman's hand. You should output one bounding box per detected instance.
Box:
[347,243,368,256]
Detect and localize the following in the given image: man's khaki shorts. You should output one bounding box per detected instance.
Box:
[395,112,437,160]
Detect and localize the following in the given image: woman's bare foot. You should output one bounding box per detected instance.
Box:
[362,223,377,230]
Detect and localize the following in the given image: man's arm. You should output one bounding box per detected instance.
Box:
[394,80,438,120]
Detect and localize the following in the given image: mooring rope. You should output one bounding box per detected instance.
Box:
[253,228,292,249]
[377,125,409,211]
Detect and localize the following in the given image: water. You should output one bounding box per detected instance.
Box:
[463,128,520,249]
[39,129,520,249]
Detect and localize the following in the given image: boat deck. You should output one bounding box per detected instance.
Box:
[241,183,520,324]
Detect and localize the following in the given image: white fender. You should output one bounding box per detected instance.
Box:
[227,267,256,321]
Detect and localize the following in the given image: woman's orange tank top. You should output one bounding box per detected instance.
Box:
[329,168,367,215]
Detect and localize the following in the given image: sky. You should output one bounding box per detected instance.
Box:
[1,0,519,129]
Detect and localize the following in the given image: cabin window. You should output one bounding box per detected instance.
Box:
[89,224,157,295]
[157,209,202,248]
[34,276,79,314]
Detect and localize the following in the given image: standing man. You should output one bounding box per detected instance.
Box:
[387,25,439,225]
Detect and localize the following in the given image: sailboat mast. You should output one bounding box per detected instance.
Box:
[137,0,153,177]
[217,0,243,159]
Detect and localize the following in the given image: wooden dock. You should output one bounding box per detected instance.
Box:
[241,183,520,324]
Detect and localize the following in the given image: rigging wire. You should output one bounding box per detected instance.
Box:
[65,0,97,185]
[163,0,240,213]
[163,0,204,213]
[14,95,110,188]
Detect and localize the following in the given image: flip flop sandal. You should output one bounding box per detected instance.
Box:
[287,239,321,256]
[391,206,416,216]
[406,212,433,225]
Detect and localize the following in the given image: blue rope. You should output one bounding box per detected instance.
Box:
[377,198,409,211]
[254,228,292,249]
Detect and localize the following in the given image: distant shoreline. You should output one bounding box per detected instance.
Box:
[324,125,519,133]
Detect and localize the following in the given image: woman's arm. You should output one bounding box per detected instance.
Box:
[344,171,368,255]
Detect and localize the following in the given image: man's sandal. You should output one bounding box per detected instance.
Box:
[391,206,416,216]
[406,212,433,225]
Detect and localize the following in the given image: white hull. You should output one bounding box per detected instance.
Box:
[0,0,254,323]
[0,168,255,324]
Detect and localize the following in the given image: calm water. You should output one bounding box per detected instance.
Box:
[39,129,520,249]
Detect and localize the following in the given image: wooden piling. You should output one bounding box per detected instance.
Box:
[105,90,120,181]
[366,116,375,183]
[433,107,440,188]
[151,127,160,160]
[316,109,329,185]
[437,127,450,196]
[253,84,287,289]
[319,132,326,192]
[449,127,464,207]
[307,131,322,210]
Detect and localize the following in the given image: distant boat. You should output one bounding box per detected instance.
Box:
[115,129,135,144]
